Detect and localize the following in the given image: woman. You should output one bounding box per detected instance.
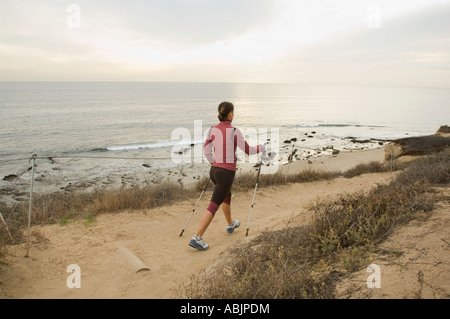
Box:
[189,101,266,251]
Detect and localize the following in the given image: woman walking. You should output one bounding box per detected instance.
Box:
[189,102,266,251]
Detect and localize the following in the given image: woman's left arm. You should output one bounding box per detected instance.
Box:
[234,128,264,155]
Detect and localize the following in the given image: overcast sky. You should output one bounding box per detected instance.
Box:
[1,0,449,87]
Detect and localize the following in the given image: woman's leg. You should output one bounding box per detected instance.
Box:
[195,210,214,238]
[194,167,234,238]
[222,203,232,225]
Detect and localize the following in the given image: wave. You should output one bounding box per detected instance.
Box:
[283,123,387,128]
[319,124,387,128]
[91,139,204,152]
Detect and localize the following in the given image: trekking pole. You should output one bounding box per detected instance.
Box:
[246,150,265,237]
[179,177,211,237]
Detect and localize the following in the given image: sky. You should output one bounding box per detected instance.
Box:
[1,0,450,87]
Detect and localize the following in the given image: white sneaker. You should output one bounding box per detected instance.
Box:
[189,236,209,251]
[227,220,240,234]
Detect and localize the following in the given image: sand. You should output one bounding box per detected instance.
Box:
[0,147,448,299]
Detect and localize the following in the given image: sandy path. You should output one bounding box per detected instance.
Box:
[0,171,396,299]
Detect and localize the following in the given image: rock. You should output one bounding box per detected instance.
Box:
[384,133,450,162]
[378,142,384,146]
[301,139,306,142]
[308,160,313,164]
[3,174,19,181]
[311,131,316,134]
[284,140,291,144]
[351,139,371,143]
[436,125,450,136]
[142,164,151,168]
[290,137,297,142]
[308,135,313,138]
[332,149,340,155]
[172,147,190,154]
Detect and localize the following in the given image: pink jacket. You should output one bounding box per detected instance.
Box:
[204,121,264,171]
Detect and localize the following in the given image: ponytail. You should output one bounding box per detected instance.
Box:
[218,101,234,121]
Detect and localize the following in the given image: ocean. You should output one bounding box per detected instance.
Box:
[0,81,449,184]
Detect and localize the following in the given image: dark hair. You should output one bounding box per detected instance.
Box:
[218,101,234,121]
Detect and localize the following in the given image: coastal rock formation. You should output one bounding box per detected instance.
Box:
[3,174,19,181]
[436,125,450,136]
[384,126,450,162]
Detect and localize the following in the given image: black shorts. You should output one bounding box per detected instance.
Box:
[207,166,235,215]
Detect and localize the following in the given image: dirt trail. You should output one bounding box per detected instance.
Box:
[1,173,395,299]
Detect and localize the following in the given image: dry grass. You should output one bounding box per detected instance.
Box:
[233,169,339,191]
[197,163,382,193]
[343,161,385,178]
[0,180,194,246]
[178,149,449,299]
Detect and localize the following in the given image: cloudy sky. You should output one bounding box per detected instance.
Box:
[1,0,449,87]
